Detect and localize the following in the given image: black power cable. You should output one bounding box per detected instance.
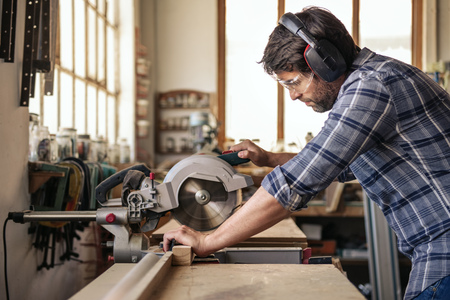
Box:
[3,217,11,300]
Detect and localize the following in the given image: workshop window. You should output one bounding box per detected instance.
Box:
[221,0,416,151]
[29,0,119,144]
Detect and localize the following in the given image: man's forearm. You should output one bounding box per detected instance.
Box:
[267,152,297,168]
[203,186,292,254]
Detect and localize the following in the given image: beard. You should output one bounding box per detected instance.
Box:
[302,79,341,113]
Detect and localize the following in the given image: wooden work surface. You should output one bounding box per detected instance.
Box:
[72,257,364,300]
[152,264,364,299]
[151,217,308,248]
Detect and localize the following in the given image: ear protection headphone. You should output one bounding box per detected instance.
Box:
[279,12,347,82]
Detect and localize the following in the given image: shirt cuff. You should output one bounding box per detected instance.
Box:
[261,166,315,212]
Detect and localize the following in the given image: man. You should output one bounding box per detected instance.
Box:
[163,6,450,299]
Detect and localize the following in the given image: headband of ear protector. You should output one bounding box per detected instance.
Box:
[279,12,347,82]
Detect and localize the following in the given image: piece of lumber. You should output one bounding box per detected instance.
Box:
[172,245,195,266]
[332,257,346,276]
[325,182,345,213]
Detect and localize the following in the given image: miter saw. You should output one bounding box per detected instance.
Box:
[9,153,252,263]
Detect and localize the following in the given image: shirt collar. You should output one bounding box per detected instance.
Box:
[350,47,376,71]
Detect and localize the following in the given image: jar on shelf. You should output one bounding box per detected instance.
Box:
[30,125,51,162]
[108,143,120,164]
[137,120,150,138]
[59,127,78,158]
[56,133,73,160]
[49,134,59,163]
[137,99,149,118]
[91,137,107,163]
[77,134,91,161]
[119,138,131,163]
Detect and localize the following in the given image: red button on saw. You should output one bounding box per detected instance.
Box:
[106,213,116,223]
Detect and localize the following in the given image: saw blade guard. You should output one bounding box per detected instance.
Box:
[162,155,253,231]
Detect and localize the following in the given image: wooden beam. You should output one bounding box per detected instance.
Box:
[217,0,226,149]
[172,245,195,266]
[412,0,423,69]
[352,0,360,45]
[277,0,285,141]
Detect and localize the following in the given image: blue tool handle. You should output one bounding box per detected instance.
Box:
[95,163,151,204]
[218,151,250,166]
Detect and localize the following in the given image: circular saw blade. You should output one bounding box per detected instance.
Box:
[173,178,239,231]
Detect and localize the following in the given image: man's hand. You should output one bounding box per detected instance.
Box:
[162,225,212,257]
[229,139,272,167]
[230,139,297,167]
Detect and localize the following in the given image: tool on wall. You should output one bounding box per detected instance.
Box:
[20,0,58,106]
[0,0,18,62]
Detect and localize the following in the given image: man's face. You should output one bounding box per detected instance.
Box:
[275,71,342,113]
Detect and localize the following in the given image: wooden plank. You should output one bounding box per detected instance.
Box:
[151,217,307,248]
[71,253,173,300]
[124,253,173,300]
[325,182,345,213]
[150,264,365,300]
[70,264,136,299]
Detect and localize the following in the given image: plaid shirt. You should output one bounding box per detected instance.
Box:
[262,48,450,299]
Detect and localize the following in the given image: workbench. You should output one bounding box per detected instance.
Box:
[71,217,364,299]
[71,250,364,299]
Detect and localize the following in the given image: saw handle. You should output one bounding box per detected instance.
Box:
[218,151,250,166]
[95,163,152,204]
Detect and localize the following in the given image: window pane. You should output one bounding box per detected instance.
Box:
[98,0,106,15]
[98,18,106,84]
[43,94,58,134]
[60,0,73,71]
[74,0,86,77]
[98,90,107,138]
[107,95,116,144]
[75,79,86,133]
[225,0,278,150]
[107,25,116,92]
[87,6,97,79]
[284,1,352,150]
[360,0,411,63]
[87,85,97,137]
[106,0,116,23]
[43,70,59,133]
[60,72,74,128]
[284,96,331,150]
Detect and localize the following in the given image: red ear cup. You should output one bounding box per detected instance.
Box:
[304,45,314,73]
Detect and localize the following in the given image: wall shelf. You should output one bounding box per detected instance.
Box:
[155,90,213,156]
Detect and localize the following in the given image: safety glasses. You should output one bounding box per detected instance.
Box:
[271,72,314,94]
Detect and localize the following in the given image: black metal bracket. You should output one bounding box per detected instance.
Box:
[0,0,18,62]
[20,0,56,107]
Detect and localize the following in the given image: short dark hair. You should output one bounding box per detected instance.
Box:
[259,6,358,75]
